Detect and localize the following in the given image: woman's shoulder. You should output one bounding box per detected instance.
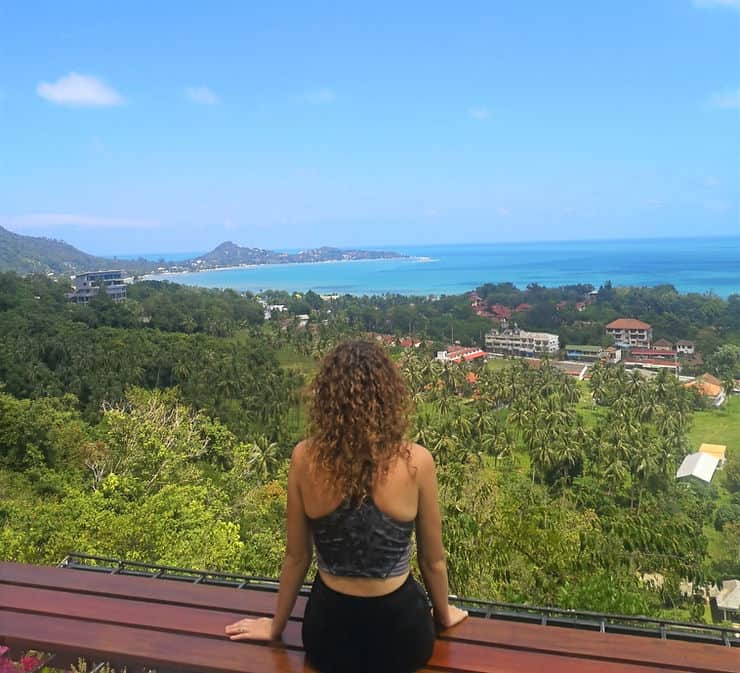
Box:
[291,439,311,467]
[404,441,435,477]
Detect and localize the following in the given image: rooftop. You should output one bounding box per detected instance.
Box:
[676,452,720,483]
[606,319,652,330]
[717,580,740,612]
[684,375,724,398]
[699,444,727,461]
[630,348,677,357]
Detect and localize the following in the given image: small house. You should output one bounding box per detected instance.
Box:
[698,444,727,467]
[675,452,719,484]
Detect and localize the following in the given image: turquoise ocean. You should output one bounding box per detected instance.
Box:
[141,237,740,298]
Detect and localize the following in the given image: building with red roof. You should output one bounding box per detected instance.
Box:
[399,337,422,349]
[490,304,512,319]
[629,347,678,360]
[436,345,487,363]
[605,318,652,347]
[684,373,726,407]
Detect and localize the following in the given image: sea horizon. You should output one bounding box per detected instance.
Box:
[129,236,740,299]
[105,234,740,261]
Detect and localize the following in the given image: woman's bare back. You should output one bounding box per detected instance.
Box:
[296,440,422,596]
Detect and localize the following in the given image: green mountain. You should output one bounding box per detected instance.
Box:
[0,225,112,275]
[0,226,403,276]
[194,241,403,268]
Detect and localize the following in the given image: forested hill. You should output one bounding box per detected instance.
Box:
[0,226,402,276]
[192,242,403,268]
[0,225,109,275]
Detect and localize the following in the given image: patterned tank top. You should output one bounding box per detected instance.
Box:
[308,498,414,578]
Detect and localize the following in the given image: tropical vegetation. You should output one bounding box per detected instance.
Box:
[0,272,738,624]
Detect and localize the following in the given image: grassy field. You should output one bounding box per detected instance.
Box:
[575,380,604,428]
[687,396,739,581]
[276,347,319,377]
[484,357,516,372]
[688,395,740,455]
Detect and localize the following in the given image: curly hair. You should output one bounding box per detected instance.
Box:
[308,340,411,503]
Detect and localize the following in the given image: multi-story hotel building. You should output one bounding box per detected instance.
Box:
[485,328,559,357]
[67,270,127,304]
[605,318,652,347]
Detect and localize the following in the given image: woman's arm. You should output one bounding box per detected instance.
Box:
[414,445,467,629]
[225,442,313,641]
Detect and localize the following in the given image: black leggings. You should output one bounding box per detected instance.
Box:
[302,573,436,673]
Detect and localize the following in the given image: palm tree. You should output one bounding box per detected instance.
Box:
[246,435,283,483]
[722,376,735,399]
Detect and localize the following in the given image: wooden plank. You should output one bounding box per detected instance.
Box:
[442,617,739,673]
[1,584,305,650]
[0,561,303,616]
[429,639,696,673]
[0,610,452,673]
[2,563,736,673]
[0,610,311,673]
[2,585,705,673]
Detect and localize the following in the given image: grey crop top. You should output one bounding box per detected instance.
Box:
[308,498,414,578]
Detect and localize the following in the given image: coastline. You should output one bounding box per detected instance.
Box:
[143,254,427,280]
[136,238,739,298]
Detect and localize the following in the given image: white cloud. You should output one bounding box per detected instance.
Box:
[304,88,336,104]
[470,106,490,120]
[693,0,740,9]
[185,86,219,105]
[710,89,740,109]
[37,73,124,107]
[1,213,157,230]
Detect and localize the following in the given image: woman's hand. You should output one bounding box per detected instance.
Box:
[225,616,277,641]
[435,604,469,630]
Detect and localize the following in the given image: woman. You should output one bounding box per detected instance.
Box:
[225,340,467,673]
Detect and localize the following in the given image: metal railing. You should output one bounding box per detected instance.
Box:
[60,553,739,647]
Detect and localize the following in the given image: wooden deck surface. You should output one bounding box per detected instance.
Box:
[1,562,737,673]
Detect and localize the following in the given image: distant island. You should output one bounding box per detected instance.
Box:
[166,241,404,272]
[0,225,404,276]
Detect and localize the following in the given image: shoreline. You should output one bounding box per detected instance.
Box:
[134,238,739,298]
[143,255,429,280]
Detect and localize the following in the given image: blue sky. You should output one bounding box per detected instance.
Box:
[0,1,738,255]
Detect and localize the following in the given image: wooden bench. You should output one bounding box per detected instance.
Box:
[1,561,737,673]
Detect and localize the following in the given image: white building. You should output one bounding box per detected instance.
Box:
[262,303,288,320]
[67,270,127,304]
[676,340,695,355]
[715,579,740,623]
[605,319,652,347]
[676,452,719,484]
[436,346,486,363]
[485,329,559,357]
